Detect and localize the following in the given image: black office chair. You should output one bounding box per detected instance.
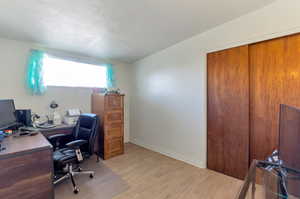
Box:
[48,113,99,194]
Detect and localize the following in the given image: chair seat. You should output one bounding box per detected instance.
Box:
[54,148,76,162]
[53,148,78,168]
[53,148,90,169]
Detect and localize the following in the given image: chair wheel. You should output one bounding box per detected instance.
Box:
[89,174,94,178]
[73,188,79,194]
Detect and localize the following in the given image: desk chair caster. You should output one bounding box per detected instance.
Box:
[73,188,79,194]
[78,167,94,178]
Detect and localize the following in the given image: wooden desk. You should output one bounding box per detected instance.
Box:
[0,133,53,199]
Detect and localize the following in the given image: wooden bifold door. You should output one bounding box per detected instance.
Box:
[207,33,300,179]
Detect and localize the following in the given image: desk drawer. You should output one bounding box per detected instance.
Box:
[0,149,53,199]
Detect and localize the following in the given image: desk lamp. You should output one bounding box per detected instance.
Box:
[50,101,62,125]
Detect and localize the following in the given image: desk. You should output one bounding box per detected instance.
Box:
[0,133,53,199]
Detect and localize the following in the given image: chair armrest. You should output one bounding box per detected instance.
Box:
[66,140,87,149]
[48,134,68,141]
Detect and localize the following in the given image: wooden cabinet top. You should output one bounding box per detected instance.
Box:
[92,93,125,96]
[0,133,52,160]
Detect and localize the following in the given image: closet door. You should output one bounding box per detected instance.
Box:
[250,34,300,162]
[207,45,249,179]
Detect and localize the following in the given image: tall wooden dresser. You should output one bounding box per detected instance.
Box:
[91,93,125,160]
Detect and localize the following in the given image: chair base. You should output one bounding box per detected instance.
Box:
[54,164,94,194]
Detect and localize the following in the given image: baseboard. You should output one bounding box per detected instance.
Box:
[131,138,206,168]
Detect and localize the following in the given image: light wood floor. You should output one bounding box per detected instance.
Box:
[103,143,244,199]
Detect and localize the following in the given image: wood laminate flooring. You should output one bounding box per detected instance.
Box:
[103,143,244,199]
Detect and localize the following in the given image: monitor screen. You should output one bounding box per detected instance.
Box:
[0,99,17,130]
[279,104,300,170]
[279,104,300,197]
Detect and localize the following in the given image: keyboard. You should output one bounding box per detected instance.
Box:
[19,127,39,131]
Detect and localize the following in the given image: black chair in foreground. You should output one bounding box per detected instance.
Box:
[48,113,99,194]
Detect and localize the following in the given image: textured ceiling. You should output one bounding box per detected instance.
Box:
[0,0,275,63]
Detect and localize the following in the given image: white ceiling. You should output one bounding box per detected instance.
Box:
[0,0,275,63]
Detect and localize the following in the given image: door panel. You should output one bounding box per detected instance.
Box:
[207,45,249,179]
[250,34,300,162]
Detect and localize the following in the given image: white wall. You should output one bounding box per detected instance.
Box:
[130,0,300,168]
[0,38,131,142]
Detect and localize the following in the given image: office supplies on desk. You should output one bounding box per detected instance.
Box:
[18,131,30,136]
[0,131,4,140]
[19,126,39,131]
[36,123,57,129]
[4,129,13,135]
[67,109,81,116]
[31,114,52,128]
[49,101,62,125]
[15,127,39,136]
[0,131,5,152]
[53,113,62,125]
[63,116,77,125]
[63,109,80,125]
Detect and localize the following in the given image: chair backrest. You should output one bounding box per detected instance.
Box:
[73,113,99,156]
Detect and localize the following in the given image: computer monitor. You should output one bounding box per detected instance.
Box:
[279,104,300,197]
[0,99,17,130]
[279,104,300,170]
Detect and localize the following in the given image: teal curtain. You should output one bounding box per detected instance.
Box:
[26,50,47,95]
[106,64,116,89]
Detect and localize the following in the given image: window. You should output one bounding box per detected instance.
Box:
[43,56,107,88]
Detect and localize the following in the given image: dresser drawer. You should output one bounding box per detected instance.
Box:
[105,111,123,123]
[105,95,123,111]
[105,137,124,158]
[105,128,123,139]
[105,122,123,129]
